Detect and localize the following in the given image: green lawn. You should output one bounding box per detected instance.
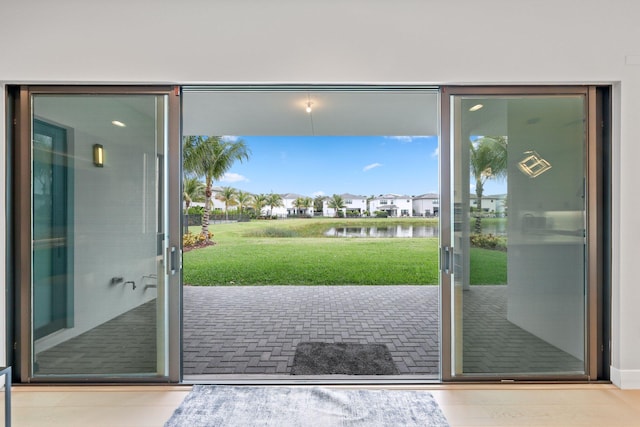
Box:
[183,218,507,286]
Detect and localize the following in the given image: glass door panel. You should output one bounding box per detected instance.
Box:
[448,92,588,377]
[28,92,178,379]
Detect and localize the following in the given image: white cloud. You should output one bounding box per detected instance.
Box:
[363,162,383,172]
[431,147,439,158]
[220,172,249,183]
[385,136,431,143]
[221,135,239,142]
[312,191,325,197]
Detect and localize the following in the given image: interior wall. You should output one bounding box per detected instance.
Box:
[505,97,586,360]
[1,0,638,386]
[32,97,159,352]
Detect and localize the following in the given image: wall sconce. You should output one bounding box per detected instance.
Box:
[93,144,104,167]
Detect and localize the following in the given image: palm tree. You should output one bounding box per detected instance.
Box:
[300,196,313,216]
[235,190,253,218]
[470,136,507,233]
[313,195,325,214]
[183,176,205,233]
[215,186,238,220]
[292,197,305,216]
[266,193,283,218]
[183,135,251,239]
[252,193,268,217]
[183,176,205,211]
[328,194,346,217]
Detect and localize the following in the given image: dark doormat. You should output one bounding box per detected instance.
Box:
[291,342,399,375]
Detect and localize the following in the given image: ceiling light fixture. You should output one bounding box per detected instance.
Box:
[518,150,552,178]
[111,120,126,127]
[305,94,316,135]
[469,104,484,112]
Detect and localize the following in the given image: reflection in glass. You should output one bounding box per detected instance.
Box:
[31,95,168,377]
[517,150,552,178]
[452,95,586,375]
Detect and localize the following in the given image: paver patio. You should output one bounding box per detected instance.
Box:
[35,285,583,377]
[183,285,440,376]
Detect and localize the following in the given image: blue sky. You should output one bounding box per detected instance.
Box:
[217,135,506,197]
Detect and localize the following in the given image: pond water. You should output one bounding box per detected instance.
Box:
[325,223,506,238]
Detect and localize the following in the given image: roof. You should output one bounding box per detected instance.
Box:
[413,193,439,199]
[340,193,367,199]
[280,193,308,199]
[374,193,411,200]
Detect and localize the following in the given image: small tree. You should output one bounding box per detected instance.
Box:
[328,194,345,217]
[301,196,313,216]
[236,190,253,217]
[252,193,268,217]
[313,195,325,214]
[292,197,305,216]
[292,196,314,216]
[183,176,205,232]
[266,193,284,218]
[215,186,238,220]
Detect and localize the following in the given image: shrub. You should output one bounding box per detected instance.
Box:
[470,233,507,251]
[374,210,388,218]
[187,206,204,215]
[183,231,214,248]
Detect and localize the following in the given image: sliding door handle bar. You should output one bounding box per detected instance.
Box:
[441,246,452,275]
[166,246,177,275]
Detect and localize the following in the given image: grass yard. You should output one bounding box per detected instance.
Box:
[183,218,507,286]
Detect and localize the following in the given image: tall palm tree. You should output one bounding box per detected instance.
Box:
[328,194,346,217]
[235,190,253,217]
[266,193,283,218]
[183,135,250,239]
[470,136,507,233]
[252,193,268,217]
[183,176,205,233]
[215,186,238,220]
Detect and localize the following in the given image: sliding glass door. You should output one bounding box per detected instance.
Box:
[440,87,604,380]
[15,87,181,381]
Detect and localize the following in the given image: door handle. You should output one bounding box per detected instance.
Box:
[166,246,177,275]
[441,246,452,275]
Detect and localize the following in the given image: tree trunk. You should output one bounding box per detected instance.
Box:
[184,200,190,234]
[202,182,212,240]
[474,181,483,234]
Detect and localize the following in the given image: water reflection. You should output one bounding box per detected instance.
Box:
[325,226,436,238]
[325,223,506,238]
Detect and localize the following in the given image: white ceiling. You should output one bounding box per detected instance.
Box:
[182,89,439,136]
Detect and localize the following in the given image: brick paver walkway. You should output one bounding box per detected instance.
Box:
[35,285,583,377]
[462,286,583,373]
[183,285,440,376]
